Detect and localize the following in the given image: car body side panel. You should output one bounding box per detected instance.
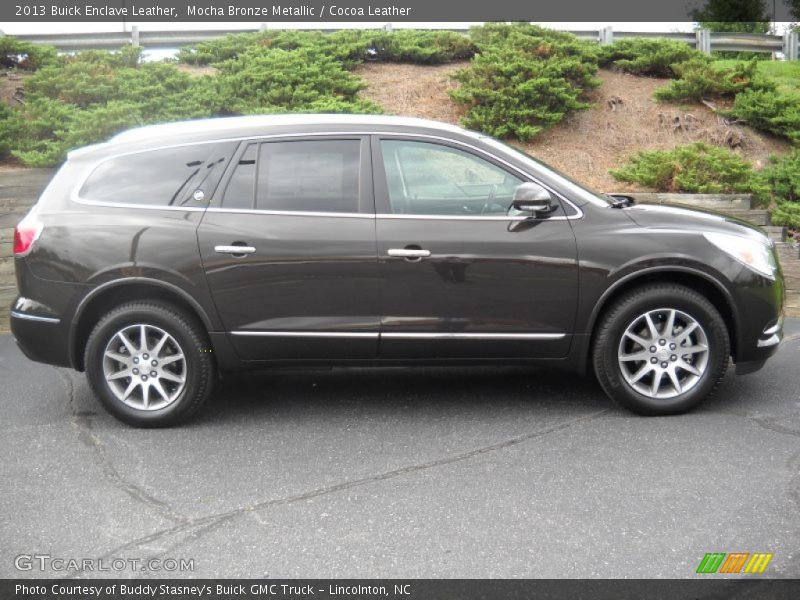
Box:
[8,117,785,377]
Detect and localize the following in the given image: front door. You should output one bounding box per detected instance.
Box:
[373,136,579,359]
[198,136,379,360]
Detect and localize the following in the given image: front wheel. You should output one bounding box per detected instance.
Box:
[84,301,216,427]
[593,284,730,415]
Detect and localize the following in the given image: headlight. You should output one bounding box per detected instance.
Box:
[703,232,777,280]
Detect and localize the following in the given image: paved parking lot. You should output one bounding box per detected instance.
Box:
[1,322,799,579]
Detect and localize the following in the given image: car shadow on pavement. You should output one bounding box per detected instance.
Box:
[195,365,613,426]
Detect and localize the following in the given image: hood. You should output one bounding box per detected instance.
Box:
[623,203,770,242]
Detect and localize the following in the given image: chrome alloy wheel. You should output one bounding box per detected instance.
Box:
[102,324,187,411]
[617,308,709,399]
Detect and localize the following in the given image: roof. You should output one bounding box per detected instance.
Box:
[110,114,478,144]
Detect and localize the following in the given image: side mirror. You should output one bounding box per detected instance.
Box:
[511,182,555,215]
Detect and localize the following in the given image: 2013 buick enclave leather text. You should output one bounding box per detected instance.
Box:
[11,115,784,426]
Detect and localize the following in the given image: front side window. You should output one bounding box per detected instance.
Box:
[380,139,523,216]
[80,145,223,207]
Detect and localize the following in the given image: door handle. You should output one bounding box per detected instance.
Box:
[214,245,256,255]
[387,248,431,259]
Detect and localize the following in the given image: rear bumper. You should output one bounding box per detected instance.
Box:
[10,309,72,368]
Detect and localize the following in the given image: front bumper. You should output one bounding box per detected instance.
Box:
[733,305,783,376]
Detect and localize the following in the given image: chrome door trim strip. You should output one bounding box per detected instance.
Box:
[230,330,565,340]
[10,311,61,324]
[381,332,566,340]
[231,331,379,338]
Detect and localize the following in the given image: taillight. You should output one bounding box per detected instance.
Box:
[13,211,43,256]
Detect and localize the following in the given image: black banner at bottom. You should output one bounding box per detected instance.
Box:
[3,579,800,600]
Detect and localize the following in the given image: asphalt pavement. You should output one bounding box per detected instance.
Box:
[1,322,798,579]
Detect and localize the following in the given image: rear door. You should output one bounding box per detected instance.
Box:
[197,136,380,360]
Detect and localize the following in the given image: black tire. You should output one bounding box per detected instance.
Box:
[593,284,730,415]
[84,301,216,427]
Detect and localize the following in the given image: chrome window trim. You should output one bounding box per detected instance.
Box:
[231,330,564,340]
[376,214,540,222]
[71,198,207,212]
[10,311,61,324]
[69,131,583,220]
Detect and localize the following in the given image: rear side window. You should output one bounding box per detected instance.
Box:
[79,144,231,207]
[221,139,360,213]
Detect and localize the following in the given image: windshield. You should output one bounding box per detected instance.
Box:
[480,137,613,207]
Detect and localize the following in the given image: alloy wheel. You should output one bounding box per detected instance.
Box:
[102,324,187,411]
[617,308,709,399]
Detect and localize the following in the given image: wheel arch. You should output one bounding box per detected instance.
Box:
[586,267,740,366]
[70,278,215,371]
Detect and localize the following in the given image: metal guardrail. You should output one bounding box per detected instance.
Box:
[1,25,798,59]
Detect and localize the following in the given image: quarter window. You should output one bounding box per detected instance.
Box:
[380,139,523,216]
[80,145,220,206]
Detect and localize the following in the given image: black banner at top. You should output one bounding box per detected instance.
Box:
[2,0,797,23]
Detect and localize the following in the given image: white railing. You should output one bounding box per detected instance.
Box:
[1,25,797,60]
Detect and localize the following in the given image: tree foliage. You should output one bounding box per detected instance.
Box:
[691,0,771,31]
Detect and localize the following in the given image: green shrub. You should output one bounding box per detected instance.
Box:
[598,38,699,77]
[177,31,265,64]
[0,98,79,166]
[469,23,598,61]
[610,142,769,202]
[0,103,16,158]
[450,24,599,141]
[179,29,476,67]
[360,30,476,64]
[770,202,800,228]
[762,150,800,203]
[214,47,380,115]
[3,48,221,166]
[0,36,58,70]
[730,89,800,144]
[654,57,768,101]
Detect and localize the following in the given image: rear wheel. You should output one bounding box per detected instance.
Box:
[84,301,216,427]
[593,284,729,415]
